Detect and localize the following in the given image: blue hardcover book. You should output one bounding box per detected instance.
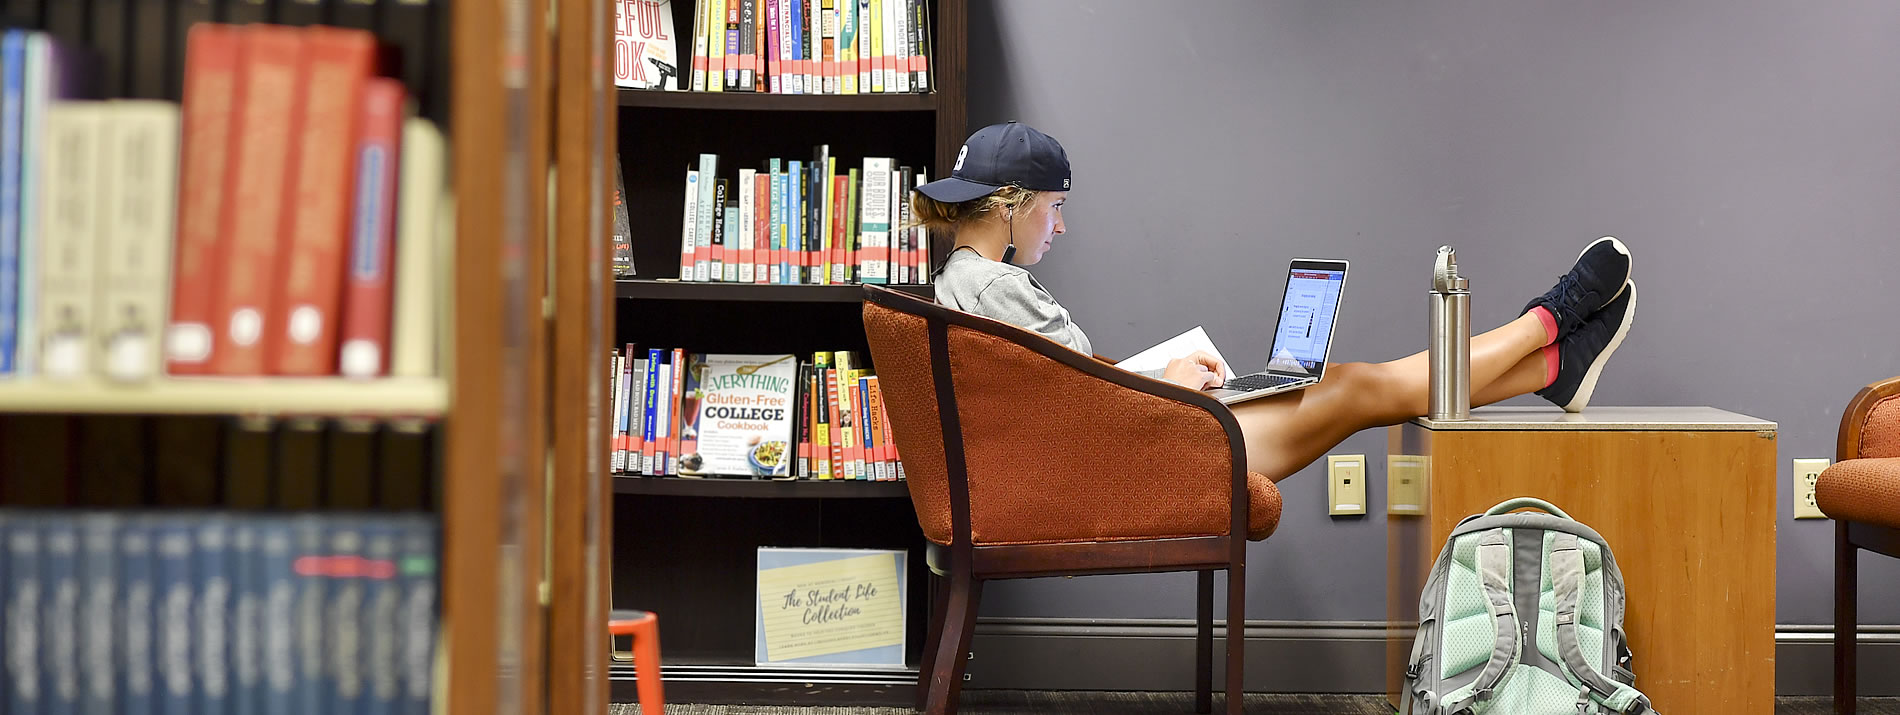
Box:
[0,31,27,374]
[77,513,119,715]
[154,519,195,715]
[292,516,328,715]
[643,348,662,475]
[194,517,231,715]
[256,519,295,715]
[118,516,156,715]
[6,511,41,715]
[396,516,438,715]
[860,376,877,481]
[40,517,79,715]
[787,0,804,94]
[361,521,401,715]
[229,519,263,715]
[326,520,366,715]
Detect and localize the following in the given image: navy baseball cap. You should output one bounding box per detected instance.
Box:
[916,121,1071,203]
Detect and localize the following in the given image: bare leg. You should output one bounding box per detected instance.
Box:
[1234,313,1549,482]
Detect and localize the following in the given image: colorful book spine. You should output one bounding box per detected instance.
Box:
[0,31,25,375]
[334,77,408,379]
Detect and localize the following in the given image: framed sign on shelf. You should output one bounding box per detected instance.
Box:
[755,547,909,668]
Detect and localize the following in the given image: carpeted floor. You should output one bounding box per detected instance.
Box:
[614,692,1900,714]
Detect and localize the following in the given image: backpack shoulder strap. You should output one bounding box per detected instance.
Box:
[1437,528,1520,714]
[1551,533,1659,715]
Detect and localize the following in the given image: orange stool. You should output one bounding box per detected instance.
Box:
[608,609,664,714]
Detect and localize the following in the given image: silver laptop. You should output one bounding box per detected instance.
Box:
[1207,259,1350,405]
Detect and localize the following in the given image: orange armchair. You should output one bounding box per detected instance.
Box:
[860,285,1282,715]
[1816,375,1900,714]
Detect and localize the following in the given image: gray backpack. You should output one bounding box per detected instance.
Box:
[1399,498,1659,715]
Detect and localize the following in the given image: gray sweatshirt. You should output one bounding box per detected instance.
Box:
[934,249,1165,379]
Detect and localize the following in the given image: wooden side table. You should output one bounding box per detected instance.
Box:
[1384,406,1777,715]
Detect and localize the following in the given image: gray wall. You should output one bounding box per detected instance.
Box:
[965,0,1900,626]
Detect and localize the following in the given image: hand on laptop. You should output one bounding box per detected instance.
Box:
[1163,351,1226,391]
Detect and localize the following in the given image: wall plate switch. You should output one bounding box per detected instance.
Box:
[1793,458,1830,519]
[1328,454,1367,516]
[1388,455,1429,516]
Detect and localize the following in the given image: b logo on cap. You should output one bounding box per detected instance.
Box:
[954,145,968,171]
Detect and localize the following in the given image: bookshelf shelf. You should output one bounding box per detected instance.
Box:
[616,89,937,113]
[0,377,449,417]
[615,279,933,303]
[609,0,965,705]
[609,661,917,706]
[614,474,911,499]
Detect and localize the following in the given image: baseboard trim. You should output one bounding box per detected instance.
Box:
[960,618,1900,696]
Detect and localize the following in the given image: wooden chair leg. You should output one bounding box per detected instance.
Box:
[1196,570,1214,714]
[917,572,950,712]
[1836,521,1857,715]
[1226,558,1245,715]
[926,572,983,715]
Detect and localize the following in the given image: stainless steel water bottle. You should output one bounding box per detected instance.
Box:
[1429,246,1471,421]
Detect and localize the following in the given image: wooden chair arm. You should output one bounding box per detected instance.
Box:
[1838,376,1900,461]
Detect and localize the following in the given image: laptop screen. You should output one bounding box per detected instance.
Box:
[1266,266,1346,375]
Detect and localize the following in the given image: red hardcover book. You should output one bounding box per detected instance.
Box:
[210,24,310,375]
[270,26,379,376]
[166,23,242,375]
[865,375,886,480]
[333,77,406,378]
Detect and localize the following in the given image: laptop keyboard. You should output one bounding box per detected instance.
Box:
[1223,373,1303,391]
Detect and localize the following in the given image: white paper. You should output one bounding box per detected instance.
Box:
[1115,326,1234,378]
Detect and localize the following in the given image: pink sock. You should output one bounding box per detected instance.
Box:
[1529,306,1558,345]
[1542,344,1561,388]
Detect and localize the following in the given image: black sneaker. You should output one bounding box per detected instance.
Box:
[1537,280,1636,413]
[1523,236,1631,341]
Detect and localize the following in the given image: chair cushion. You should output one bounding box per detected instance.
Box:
[1863,394,1900,459]
[1247,472,1282,541]
[1816,457,1900,529]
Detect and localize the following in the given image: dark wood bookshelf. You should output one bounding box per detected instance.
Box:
[615,279,933,303]
[611,0,965,704]
[613,475,912,499]
[617,88,937,113]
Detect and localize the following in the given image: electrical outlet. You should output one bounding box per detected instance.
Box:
[1328,455,1367,516]
[1793,458,1830,519]
[1388,455,1429,516]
